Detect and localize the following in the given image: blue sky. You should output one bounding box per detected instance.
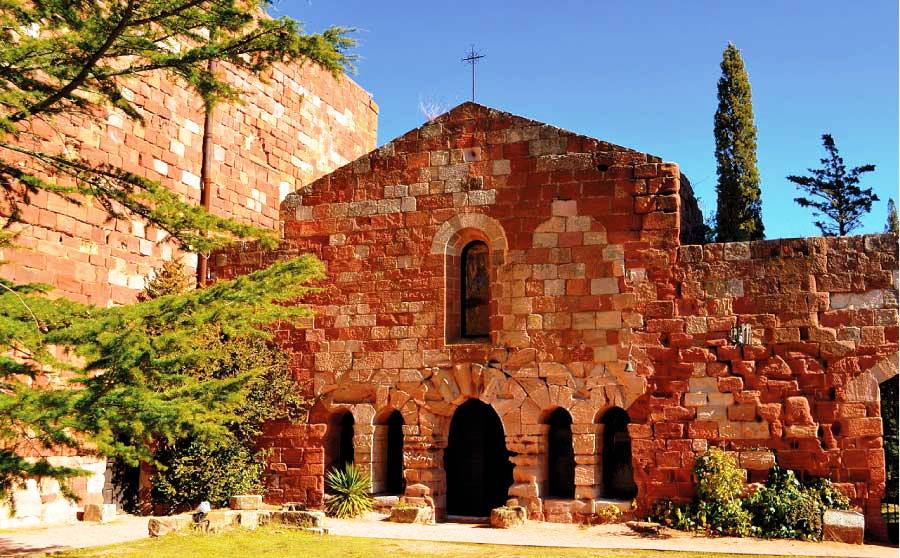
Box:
[278,1,898,239]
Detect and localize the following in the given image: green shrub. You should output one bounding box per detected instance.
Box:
[325,463,374,518]
[594,503,622,524]
[647,499,697,531]
[647,449,850,540]
[690,448,752,536]
[693,448,744,502]
[151,333,309,511]
[743,466,849,541]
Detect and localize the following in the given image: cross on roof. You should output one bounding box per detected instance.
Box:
[461,45,485,102]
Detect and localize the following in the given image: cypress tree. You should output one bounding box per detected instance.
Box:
[886,198,898,235]
[714,43,764,242]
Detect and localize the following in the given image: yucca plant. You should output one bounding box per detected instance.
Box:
[324,464,374,518]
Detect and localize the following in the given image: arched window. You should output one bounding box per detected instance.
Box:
[461,240,490,338]
[546,408,575,498]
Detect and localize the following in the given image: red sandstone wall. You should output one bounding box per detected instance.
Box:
[3,60,377,306]
[630,234,898,537]
[212,102,682,516]
[210,103,898,538]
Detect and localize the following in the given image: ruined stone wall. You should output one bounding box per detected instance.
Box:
[630,234,898,538]
[3,60,377,306]
[213,102,682,520]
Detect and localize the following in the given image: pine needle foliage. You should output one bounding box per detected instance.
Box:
[133,259,311,511]
[787,134,878,236]
[0,0,356,253]
[324,463,374,519]
[138,259,193,302]
[0,255,325,502]
[714,43,764,242]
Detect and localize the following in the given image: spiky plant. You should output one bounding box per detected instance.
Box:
[324,464,373,518]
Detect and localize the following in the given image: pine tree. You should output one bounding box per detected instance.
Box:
[714,43,764,242]
[0,0,355,254]
[787,134,878,237]
[137,260,193,302]
[886,198,898,235]
[0,1,348,500]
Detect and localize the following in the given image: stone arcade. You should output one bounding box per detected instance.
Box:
[211,103,898,538]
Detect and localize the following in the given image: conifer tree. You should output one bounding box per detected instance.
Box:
[714,43,764,242]
[0,1,348,500]
[0,0,355,253]
[886,198,898,235]
[787,134,878,237]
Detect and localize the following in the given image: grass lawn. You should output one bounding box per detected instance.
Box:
[58,527,818,558]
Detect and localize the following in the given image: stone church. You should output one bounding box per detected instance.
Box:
[211,102,899,538]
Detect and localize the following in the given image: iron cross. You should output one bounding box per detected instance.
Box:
[462,45,485,102]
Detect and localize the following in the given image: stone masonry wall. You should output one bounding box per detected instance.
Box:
[210,103,898,538]
[2,60,377,306]
[630,234,898,539]
[213,102,688,521]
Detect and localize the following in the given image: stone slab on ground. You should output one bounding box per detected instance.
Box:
[389,505,433,524]
[823,510,865,544]
[229,495,263,510]
[490,506,527,528]
[83,503,117,523]
[262,510,326,528]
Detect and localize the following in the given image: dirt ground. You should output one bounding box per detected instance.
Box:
[0,512,895,558]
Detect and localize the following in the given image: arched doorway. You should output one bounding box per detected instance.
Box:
[600,407,636,499]
[546,408,575,498]
[325,410,355,473]
[445,399,513,516]
[373,410,406,494]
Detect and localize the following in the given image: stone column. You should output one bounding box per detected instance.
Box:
[507,430,544,520]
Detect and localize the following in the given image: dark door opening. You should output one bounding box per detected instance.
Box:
[337,411,355,470]
[546,408,575,498]
[445,399,513,516]
[601,407,637,499]
[386,410,405,494]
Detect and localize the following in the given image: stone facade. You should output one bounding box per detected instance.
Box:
[209,102,897,537]
[2,59,377,306]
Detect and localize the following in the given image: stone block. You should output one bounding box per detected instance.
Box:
[264,510,326,528]
[82,503,116,523]
[229,495,262,510]
[148,514,193,537]
[389,505,433,524]
[740,450,775,470]
[822,510,864,544]
[490,506,527,528]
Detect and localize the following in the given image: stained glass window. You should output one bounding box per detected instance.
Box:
[461,241,489,338]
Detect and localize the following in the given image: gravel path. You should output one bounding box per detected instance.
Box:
[326,513,897,558]
[0,515,148,556]
[0,512,895,558]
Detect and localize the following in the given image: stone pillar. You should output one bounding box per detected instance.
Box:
[507,430,544,520]
[371,425,388,493]
[573,423,600,507]
[352,424,374,483]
